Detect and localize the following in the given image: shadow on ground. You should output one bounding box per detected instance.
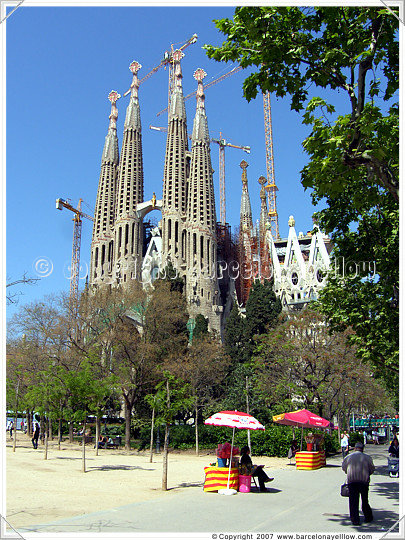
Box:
[371,481,399,501]
[250,487,282,494]
[324,508,400,534]
[87,465,153,472]
[55,456,84,461]
[168,481,204,491]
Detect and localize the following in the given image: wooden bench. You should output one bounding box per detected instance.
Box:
[106,442,119,449]
[78,435,94,445]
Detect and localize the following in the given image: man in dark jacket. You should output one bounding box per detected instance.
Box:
[342,441,375,526]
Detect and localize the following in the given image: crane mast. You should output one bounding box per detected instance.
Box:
[56,198,94,326]
[263,91,279,239]
[211,133,250,225]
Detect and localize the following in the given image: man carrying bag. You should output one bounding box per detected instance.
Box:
[342,441,375,526]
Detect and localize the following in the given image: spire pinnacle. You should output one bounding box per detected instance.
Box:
[169,50,186,119]
[258,175,267,200]
[107,90,120,130]
[194,68,207,109]
[191,68,209,142]
[173,50,184,89]
[240,160,249,187]
[129,61,141,99]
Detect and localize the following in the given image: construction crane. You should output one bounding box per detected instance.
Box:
[263,91,280,239]
[156,65,242,117]
[211,133,250,225]
[122,33,198,104]
[56,198,94,323]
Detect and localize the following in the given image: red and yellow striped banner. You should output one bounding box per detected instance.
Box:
[203,467,239,492]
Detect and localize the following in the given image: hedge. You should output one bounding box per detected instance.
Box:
[134,423,340,457]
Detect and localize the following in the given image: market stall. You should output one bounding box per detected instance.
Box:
[203,466,239,492]
[204,410,265,495]
[273,409,330,470]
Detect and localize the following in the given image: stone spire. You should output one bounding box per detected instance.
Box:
[114,61,144,284]
[258,175,272,280]
[238,160,254,305]
[161,50,189,270]
[186,68,222,333]
[258,175,269,241]
[239,160,253,234]
[90,91,120,286]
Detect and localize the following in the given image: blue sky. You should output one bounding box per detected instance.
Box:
[5,2,353,321]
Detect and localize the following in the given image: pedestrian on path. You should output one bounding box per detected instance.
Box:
[340,431,349,459]
[342,441,375,526]
[32,422,40,449]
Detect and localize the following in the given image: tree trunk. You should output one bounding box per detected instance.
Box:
[44,418,49,460]
[195,402,199,456]
[26,411,31,437]
[58,418,62,450]
[69,422,74,444]
[124,399,132,452]
[12,420,17,453]
[49,419,53,441]
[149,408,155,463]
[162,423,169,491]
[246,376,251,452]
[95,416,100,456]
[39,415,46,445]
[162,378,170,491]
[82,419,86,473]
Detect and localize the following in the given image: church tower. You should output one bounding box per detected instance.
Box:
[238,160,255,304]
[114,61,144,285]
[161,50,189,271]
[258,175,272,280]
[185,68,222,332]
[90,90,120,286]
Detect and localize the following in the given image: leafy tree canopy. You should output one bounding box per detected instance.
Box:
[205,6,399,199]
[205,6,399,391]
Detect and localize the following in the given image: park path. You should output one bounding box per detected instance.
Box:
[17,443,400,535]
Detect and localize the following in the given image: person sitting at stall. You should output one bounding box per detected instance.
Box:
[239,445,274,492]
[288,439,299,460]
[388,437,399,458]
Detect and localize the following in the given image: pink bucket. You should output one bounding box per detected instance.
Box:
[239,475,251,493]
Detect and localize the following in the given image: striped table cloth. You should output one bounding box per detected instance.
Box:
[203,467,239,492]
[296,451,326,470]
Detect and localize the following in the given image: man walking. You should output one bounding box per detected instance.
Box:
[32,422,40,449]
[342,441,375,526]
[340,431,349,459]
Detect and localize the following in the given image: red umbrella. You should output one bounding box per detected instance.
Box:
[204,410,265,495]
[273,409,330,451]
[273,408,330,428]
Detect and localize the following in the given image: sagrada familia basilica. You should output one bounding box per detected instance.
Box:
[89,51,332,335]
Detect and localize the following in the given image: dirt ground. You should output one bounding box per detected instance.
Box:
[5,432,289,529]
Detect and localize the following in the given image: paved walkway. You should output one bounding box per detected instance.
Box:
[17,444,401,536]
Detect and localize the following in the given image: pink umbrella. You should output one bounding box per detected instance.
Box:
[204,410,265,495]
[273,409,330,429]
[273,409,330,451]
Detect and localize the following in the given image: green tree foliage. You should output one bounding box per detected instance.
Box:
[193,314,209,341]
[224,280,282,365]
[145,371,194,490]
[223,303,247,364]
[254,309,395,419]
[205,6,399,391]
[244,279,282,339]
